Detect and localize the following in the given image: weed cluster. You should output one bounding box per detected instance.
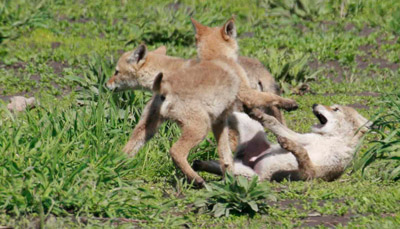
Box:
[355,93,400,181]
[195,173,276,217]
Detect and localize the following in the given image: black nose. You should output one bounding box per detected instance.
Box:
[312,104,318,109]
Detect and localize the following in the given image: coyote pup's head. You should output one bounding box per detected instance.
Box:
[191,17,238,61]
[106,44,167,92]
[311,104,370,137]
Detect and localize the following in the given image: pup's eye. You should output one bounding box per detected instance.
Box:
[333,107,339,112]
[160,95,166,101]
[114,70,119,75]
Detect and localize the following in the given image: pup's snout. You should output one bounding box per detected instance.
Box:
[105,81,115,90]
[312,104,318,110]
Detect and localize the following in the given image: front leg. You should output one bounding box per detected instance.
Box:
[212,118,234,174]
[277,136,316,180]
[250,108,304,143]
[170,119,209,187]
[123,95,164,157]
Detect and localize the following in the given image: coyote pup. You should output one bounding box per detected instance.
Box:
[108,44,240,185]
[190,17,298,111]
[106,46,285,154]
[193,104,370,181]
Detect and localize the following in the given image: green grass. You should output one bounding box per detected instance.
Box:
[0,0,400,227]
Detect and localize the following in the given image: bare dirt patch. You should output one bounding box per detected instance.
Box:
[320,20,337,31]
[58,15,92,24]
[301,213,355,228]
[358,44,375,54]
[322,92,380,98]
[356,55,399,71]
[295,23,309,33]
[309,59,347,82]
[0,92,34,102]
[272,199,304,211]
[376,36,398,46]
[166,2,192,13]
[0,61,26,71]
[51,42,61,49]
[30,74,41,82]
[344,23,355,31]
[347,103,370,110]
[359,26,375,37]
[48,61,69,76]
[269,198,355,227]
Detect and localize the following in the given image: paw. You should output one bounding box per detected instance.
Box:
[277,136,290,149]
[122,144,137,158]
[249,108,264,119]
[193,177,205,188]
[280,99,298,111]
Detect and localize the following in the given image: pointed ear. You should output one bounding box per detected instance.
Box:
[221,18,236,40]
[152,72,163,93]
[152,45,167,55]
[191,17,207,35]
[356,114,372,134]
[128,44,147,64]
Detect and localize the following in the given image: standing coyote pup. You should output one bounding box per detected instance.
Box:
[110,44,240,185]
[107,46,285,155]
[193,104,370,181]
[190,18,298,111]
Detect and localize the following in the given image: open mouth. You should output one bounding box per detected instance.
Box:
[313,109,328,125]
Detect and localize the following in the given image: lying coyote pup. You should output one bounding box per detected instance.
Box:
[193,104,370,181]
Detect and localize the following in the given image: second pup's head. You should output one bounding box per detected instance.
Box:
[191,17,238,61]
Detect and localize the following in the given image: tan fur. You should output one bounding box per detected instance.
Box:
[237,56,285,124]
[106,18,296,185]
[108,45,240,185]
[106,46,285,170]
[152,60,240,184]
[191,18,298,111]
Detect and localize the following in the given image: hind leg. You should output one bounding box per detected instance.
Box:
[277,136,316,180]
[170,118,209,186]
[250,108,308,144]
[212,119,234,174]
[238,87,298,111]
